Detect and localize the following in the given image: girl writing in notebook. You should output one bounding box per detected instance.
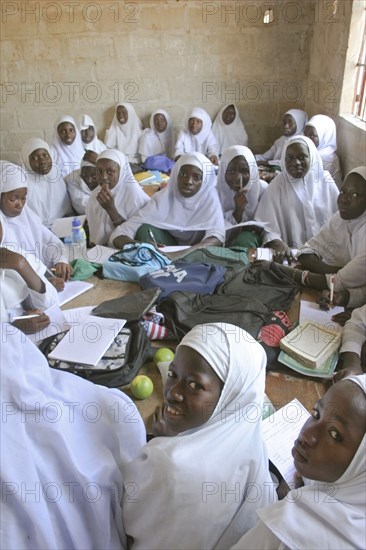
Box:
[231,374,366,550]
[122,322,273,550]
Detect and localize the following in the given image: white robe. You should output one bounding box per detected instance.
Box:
[340,305,366,356]
[138,108,175,162]
[232,375,366,550]
[0,326,146,550]
[122,323,274,550]
[49,115,85,178]
[105,103,143,164]
[21,137,72,228]
[111,152,226,245]
[174,107,218,159]
[86,149,150,246]
[306,114,342,188]
[65,166,93,215]
[255,136,339,247]
[255,109,308,162]
[212,104,249,156]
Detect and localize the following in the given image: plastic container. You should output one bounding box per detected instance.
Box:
[64,218,87,261]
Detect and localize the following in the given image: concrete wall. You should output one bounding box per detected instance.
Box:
[1,0,364,172]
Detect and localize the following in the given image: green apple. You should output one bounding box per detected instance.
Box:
[153,347,175,367]
[130,375,154,400]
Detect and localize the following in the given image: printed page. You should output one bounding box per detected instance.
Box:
[262,398,310,484]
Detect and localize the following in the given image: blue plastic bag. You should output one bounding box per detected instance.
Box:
[103,243,171,282]
[143,155,175,173]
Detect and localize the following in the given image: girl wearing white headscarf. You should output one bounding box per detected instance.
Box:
[111,153,225,251]
[21,137,72,228]
[254,136,339,247]
[86,149,150,246]
[138,108,175,162]
[212,104,249,157]
[122,322,273,550]
[231,374,366,550]
[0,211,58,324]
[174,107,219,164]
[105,103,143,164]
[49,115,85,178]
[65,159,97,214]
[0,325,146,550]
[0,161,71,279]
[304,114,343,188]
[80,113,106,154]
[255,108,308,162]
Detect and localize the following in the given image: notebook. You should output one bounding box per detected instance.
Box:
[279,320,341,369]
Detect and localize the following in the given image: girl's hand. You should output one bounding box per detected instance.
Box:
[49,276,65,291]
[54,262,73,282]
[270,239,294,264]
[234,189,248,210]
[148,405,176,437]
[97,184,115,211]
[209,155,218,166]
[12,310,50,334]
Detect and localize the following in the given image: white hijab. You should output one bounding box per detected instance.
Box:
[105,103,143,163]
[86,149,150,246]
[122,322,273,550]
[0,325,146,550]
[21,137,72,228]
[255,374,366,550]
[1,161,68,267]
[217,145,267,224]
[255,135,339,247]
[138,108,175,160]
[50,115,85,177]
[113,152,226,243]
[285,108,308,134]
[306,114,337,161]
[212,104,249,155]
[80,114,106,153]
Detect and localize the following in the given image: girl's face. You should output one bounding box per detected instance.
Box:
[337,173,366,220]
[29,148,52,175]
[283,114,297,137]
[304,124,319,148]
[285,142,310,179]
[96,159,120,189]
[177,164,203,197]
[163,345,224,434]
[1,187,27,217]
[188,117,203,135]
[225,155,250,192]
[57,122,76,145]
[81,125,95,144]
[222,105,236,125]
[116,106,128,124]
[292,381,365,483]
[81,166,98,191]
[154,113,167,133]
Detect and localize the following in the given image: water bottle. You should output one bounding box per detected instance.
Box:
[66,217,87,260]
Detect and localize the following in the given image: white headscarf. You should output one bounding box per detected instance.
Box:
[217,145,267,224]
[80,114,106,154]
[138,108,175,160]
[50,115,85,177]
[306,114,337,161]
[105,103,143,163]
[21,137,72,228]
[0,325,146,550]
[122,322,273,550]
[212,104,249,155]
[86,149,150,246]
[255,135,339,247]
[112,152,226,243]
[286,108,308,134]
[255,374,366,550]
[1,161,68,268]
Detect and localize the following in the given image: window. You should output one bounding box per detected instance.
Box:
[352,21,366,121]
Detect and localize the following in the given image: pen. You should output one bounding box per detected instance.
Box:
[45,267,56,278]
[148,229,158,249]
[239,173,243,190]
[329,275,335,307]
[12,314,42,321]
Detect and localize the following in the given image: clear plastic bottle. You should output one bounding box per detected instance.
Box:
[66,217,87,261]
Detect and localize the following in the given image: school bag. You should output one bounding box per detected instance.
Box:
[139,261,226,300]
[39,289,161,387]
[180,246,250,270]
[102,242,171,282]
[143,155,175,173]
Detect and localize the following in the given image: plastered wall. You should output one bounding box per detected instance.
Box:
[0,0,364,171]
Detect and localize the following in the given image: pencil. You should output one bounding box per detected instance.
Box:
[239,173,243,190]
[329,275,335,307]
[148,229,158,249]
